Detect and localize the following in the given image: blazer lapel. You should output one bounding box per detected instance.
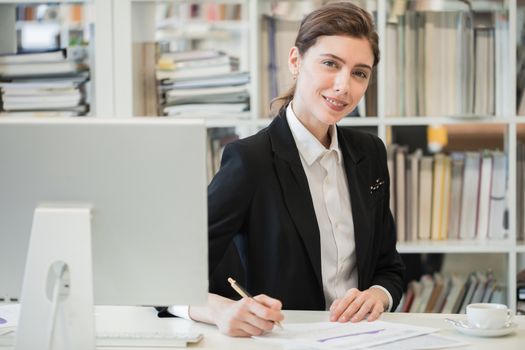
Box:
[337,128,374,289]
[268,112,323,293]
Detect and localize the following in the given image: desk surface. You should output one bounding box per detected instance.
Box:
[93,306,525,350]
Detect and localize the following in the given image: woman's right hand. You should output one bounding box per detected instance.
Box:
[190,293,284,337]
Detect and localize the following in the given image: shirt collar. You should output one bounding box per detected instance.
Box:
[286,102,342,166]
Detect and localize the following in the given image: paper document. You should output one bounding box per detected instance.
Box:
[254,320,438,349]
[366,333,469,350]
[0,304,19,335]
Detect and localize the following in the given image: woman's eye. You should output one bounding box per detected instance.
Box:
[323,60,338,68]
[353,71,368,79]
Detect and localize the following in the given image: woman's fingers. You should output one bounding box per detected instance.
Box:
[330,288,359,321]
[216,294,285,337]
[339,293,367,322]
[329,288,387,323]
[237,316,269,336]
[348,298,375,322]
[329,298,340,312]
[242,298,278,331]
[254,294,284,312]
[367,302,384,322]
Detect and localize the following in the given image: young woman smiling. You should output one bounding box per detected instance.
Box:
[171,2,404,337]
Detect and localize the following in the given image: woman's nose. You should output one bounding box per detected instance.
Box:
[333,73,351,94]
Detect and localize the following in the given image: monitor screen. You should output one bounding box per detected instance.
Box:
[0,118,208,306]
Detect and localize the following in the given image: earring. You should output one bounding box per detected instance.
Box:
[292,71,298,80]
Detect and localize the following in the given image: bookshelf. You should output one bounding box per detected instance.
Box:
[383,0,518,313]
[0,0,524,313]
[0,0,114,116]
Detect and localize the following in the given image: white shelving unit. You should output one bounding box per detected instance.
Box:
[397,240,517,254]
[91,0,115,116]
[516,245,525,253]
[1,0,523,312]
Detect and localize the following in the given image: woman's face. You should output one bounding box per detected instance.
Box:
[288,35,374,127]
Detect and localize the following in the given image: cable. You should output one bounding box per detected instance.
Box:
[46,262,66,350]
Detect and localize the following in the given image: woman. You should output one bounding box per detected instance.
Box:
[188,2,404,336]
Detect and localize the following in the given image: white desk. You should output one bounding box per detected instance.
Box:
[95,306,525,349]
[2,306,525,349]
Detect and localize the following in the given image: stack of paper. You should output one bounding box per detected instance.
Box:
[0,49,89,116]
[157,50,250,117]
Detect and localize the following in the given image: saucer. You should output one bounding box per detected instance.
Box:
[452,321,517,337]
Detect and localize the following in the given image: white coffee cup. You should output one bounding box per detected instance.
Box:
[466,303,512,329]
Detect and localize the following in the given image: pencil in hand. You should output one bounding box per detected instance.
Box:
[227,277,283,329]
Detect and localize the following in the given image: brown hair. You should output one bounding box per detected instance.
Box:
[270,1,379,114]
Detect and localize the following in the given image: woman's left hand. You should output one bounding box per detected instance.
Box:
[329,287,388,323]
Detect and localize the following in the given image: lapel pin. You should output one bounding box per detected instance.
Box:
[370,178,384,194]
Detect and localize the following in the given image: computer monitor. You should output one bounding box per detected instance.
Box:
[0,118,208,348]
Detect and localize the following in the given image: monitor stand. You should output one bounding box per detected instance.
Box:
[15,206,95,350]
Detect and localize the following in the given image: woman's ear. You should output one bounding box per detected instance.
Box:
[288,46,300,77]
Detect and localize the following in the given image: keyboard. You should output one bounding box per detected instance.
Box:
[96,331,203,348]
[0,330,203,348]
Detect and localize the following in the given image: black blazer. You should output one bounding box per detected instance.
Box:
[208,109,405,311]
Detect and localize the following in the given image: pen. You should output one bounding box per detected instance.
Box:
[227,277,283,329]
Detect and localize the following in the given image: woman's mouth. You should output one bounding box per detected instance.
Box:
[323,95,348,112]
